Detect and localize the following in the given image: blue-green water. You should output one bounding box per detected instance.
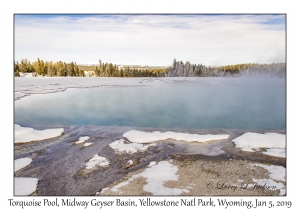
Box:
[14,78,286,130]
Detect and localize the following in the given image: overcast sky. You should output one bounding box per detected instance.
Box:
[14,14,285,66]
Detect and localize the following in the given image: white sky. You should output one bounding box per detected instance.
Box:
[15,14,285,66]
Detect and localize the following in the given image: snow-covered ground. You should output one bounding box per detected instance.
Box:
[231,132,285,157]
[14,92,29,99]
[14,177,39,195]
[83,143,93,147]
[19,72,34,77]
[14,158,32,172]
[14,77,188,100]
[85,155,110,169]
[263,148,285,158]
[109,139,156,154]
[252,163,286,195]
[123,130,229,143]
[148,161,157,167]
[15,124,64,143]
[75,136,89,144]
[13,77,286,196]
[108,160,189,195]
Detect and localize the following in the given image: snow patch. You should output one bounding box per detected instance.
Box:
[123,130,229,143]
[128,160,133,165]
[139,161,188,195]
[111,181,131,192]
[100,187,109,194]
[148,161,157,167]
[252,163,286,196]
[83,143,93,147]
[231,133,285,157]
[263,148,285,158]
[252,178,285,195]
[15,124,64,143]
[75,136,89,144]
[14,158,32,172]
[19,72,34,77]
[109,139,156,154]
[14,177,39,195]
[252,164,285,182]
[86,155,110,169]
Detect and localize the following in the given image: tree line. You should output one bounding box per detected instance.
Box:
[14,58,286,78]
[14,59,165,77]
[165,59,286,77]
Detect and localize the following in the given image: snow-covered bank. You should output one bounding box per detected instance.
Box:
[86,155,110,169]
[14,158,32,172]
[263,148,286,158]
[252,163,286,195]
[123,130,229,143]
[231,132,285,157]
[14,77,186,100]
[100,157,285,196]
[109,139,156,154]
[75,136,89,144]
[108,160,188,195]
[15,124,64,143]
[14,177,39,195]
[19,72,34,77]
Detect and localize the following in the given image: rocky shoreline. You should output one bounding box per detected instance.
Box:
[14,125,286,196]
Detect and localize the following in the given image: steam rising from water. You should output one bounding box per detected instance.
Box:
[15,77,285,130]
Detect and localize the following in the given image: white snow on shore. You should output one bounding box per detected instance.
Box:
[15,124,64,143]
[83,143,93,147]
[252,178,285,196]
[123,130,229,143]
[109,139,156,154]
[148,161,157,167]
[136,160,189,195]
[106,161,188,195]
[86,155,110,169]
[262,148,286,158]
[231,132,285,156]
[111,181,131,192]
[15,177,39,195]
[75,136,89,144]
[14,77,200,100]
[252,163,286,196]
[253,164,285,182]
[14,158,32,172]
[19,72,34,77]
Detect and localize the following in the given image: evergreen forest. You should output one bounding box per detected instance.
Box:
[14,58,286,78]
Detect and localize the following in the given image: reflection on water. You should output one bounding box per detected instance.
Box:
[14,77,285,130]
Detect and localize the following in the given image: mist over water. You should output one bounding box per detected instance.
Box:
[14,77,285,130]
